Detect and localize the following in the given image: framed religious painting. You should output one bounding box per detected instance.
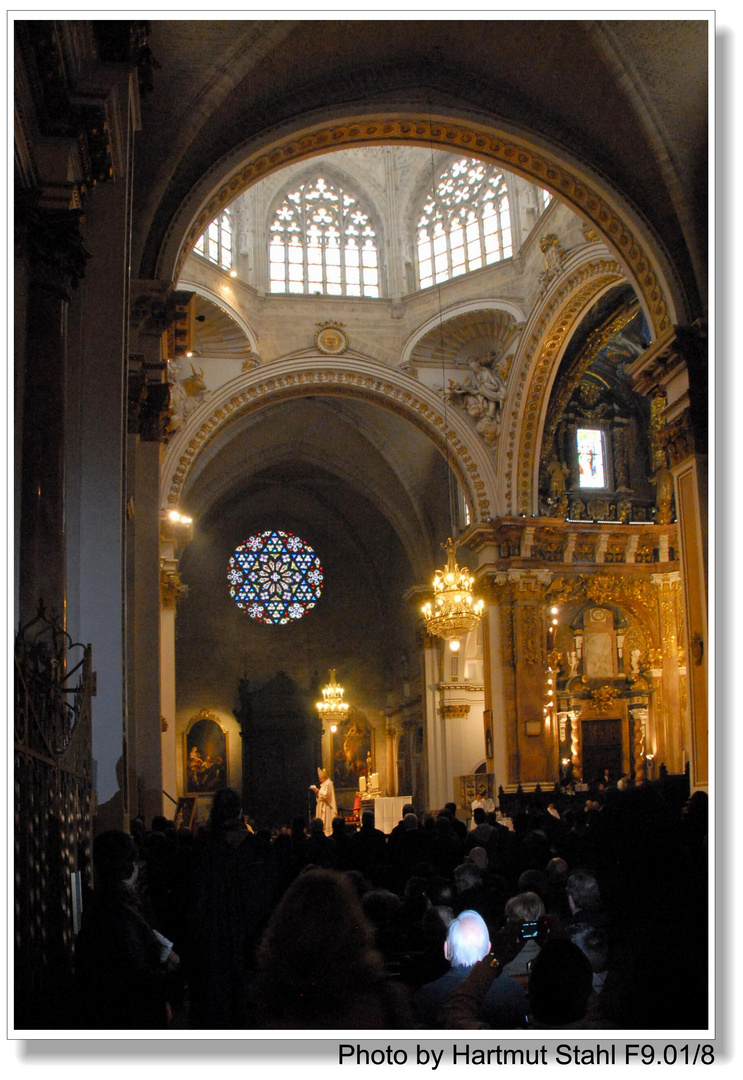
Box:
[184,709,228,794]
[332,711,372,788]
[174,795,198,830]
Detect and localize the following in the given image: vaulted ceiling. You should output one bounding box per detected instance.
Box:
[132,19,707,319]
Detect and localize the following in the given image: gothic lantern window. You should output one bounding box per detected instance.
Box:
[416,157,513,289]
[268,177,379,297]
[193,210,233,271]
[577,428,607,488]
[227,530,323,624]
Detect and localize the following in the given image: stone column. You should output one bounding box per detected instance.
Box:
[569,705,581,778]
[629,704,649,781]
[502,569,554,786]
[629,324,708,790]
[73,170,132,832]
[666,416,708,790]
[129,280,175,818]
[481,579,513,791]
[651,571,685,774]
[159,516,192,811]
[17,201,89,629]
[422,635,447,810]
[386,724,399,798]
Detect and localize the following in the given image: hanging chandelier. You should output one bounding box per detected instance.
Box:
[422,538,484,649]
[415,120,485,653]
[316,668,349,732]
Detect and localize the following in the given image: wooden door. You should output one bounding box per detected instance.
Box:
[581,718,623,784]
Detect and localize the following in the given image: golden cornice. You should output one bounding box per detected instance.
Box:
[515,267,624,515]
[164,366,491,517]
[437,683,485,693]
[468,519,678,579]
[170,118,673,339]
[628,325,688,398]
[440,703,471,719]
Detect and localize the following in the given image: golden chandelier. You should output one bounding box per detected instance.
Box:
[316,669,349,731]
[422,538,484,649]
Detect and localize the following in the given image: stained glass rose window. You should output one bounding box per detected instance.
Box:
[228,530,323,624]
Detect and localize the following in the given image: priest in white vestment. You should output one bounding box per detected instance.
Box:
[310,767,337,836]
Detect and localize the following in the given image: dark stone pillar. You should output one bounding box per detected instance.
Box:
[17,201,88,629]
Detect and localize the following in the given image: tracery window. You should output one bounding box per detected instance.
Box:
[194,210,233,271]
[269,177,379,297]
[227,530,323,624]
[416,157,513,289]
[577,429,607,488]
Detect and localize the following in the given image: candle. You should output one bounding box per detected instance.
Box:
[359,776,366,794]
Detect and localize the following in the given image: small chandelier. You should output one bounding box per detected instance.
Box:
[422,538,484,649]
[316,668,349,732]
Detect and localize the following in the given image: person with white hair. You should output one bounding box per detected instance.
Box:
[309,767,337,837]
[412,909,527,1028]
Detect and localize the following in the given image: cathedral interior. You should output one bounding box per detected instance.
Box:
[14,18,709,1031]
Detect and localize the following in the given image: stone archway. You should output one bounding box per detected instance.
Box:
[155,113,685,338]
[160,354,502,524]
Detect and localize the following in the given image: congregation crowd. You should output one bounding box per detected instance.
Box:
[74,781,708,1031]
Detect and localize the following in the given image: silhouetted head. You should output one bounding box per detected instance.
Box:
[528,939,593,1024]
[93,830,137,890]
[505,890,545,923]
[567,869,601,913]
[209,787,242,828]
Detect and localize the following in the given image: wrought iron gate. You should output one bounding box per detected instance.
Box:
[14,605,93,1030]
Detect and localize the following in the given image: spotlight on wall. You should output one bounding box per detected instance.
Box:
[161,509,194,546]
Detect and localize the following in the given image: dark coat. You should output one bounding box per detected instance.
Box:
[75,883,168,1029]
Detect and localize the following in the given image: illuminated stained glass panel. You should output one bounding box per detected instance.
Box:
[577,428,606,488]
[228,530,323,624]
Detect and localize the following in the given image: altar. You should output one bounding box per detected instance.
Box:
[359,795,411,834]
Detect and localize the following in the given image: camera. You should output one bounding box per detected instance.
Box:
[519,917,547,940]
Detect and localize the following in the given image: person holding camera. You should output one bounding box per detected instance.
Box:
[413,909,527,1028]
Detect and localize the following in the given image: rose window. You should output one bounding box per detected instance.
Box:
[227,530,323,624]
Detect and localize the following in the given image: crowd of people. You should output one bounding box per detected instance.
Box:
[73,781,708,1030]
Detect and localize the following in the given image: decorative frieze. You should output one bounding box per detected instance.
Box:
[440,703,470,719]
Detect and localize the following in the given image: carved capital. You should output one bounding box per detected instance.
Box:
[659,408,697,469]
[507,568,553,593]
[130,280,172,333]
[160,558,188,608]
[16,194,90,298]
[128,354,171,442]
[441,703,470,719]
